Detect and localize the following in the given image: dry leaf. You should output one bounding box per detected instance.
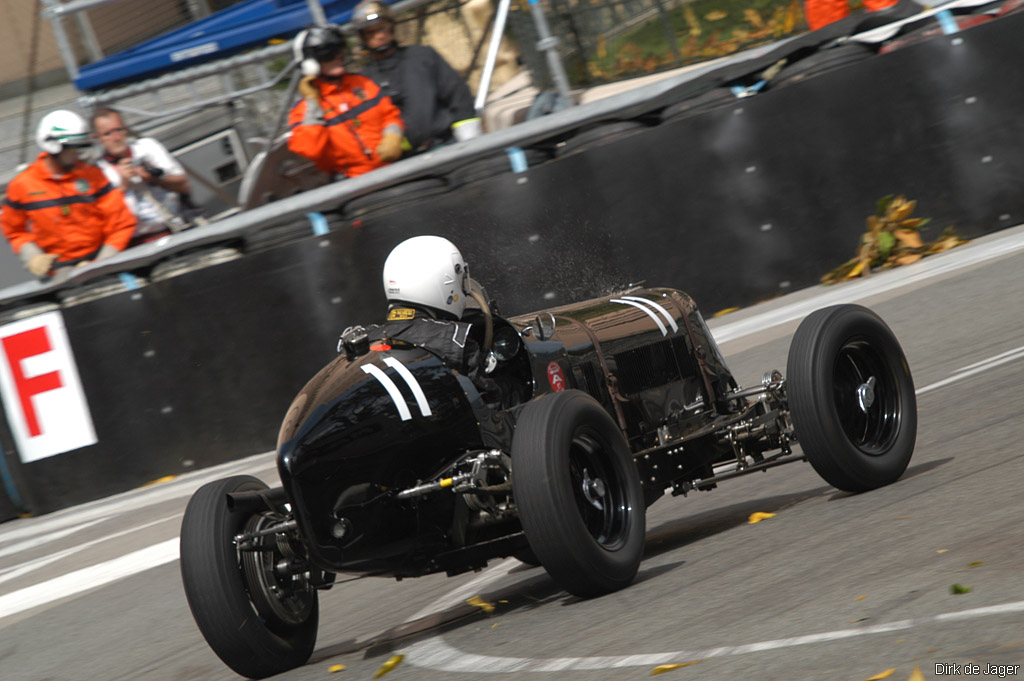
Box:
[373,655,405,678]
[937,548,948,553]
[968,561,985,567]
[748,512,776,524]
[893,229,923,248]
[651,660,701,675]
[705,10,727,20]
[744,8,765,27]
[329,664,347,673]
[894,253,922,265]
[865,669,895,681]
[467,595,496,614]
[856,595,868,601]
[848,259,867,279]
[908,665,925,681]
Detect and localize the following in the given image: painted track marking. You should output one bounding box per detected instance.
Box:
[402,601,1024,672]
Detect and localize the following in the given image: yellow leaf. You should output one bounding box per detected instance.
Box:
[467,595,496,614]
[937,548,948,553]
[969,561,985,567]
[899,218,925,229]
[651,660,701,675]
[891,199,916,222]
[329,664,347,673]
[865,669,895,681]
[925,235,964,254]
[856,595,868,601]
[705,10,727,20]
[713,307,740,317]
[374,655,405,678]
[744,8,764,27]
[847,259,867,279]
[893,229,923,248]
[909,665,925,681]
[684,5,701,36]
[894,253,922,265]
[748,512,776,524]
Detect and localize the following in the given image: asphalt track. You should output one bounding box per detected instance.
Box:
[2,225,1024,681]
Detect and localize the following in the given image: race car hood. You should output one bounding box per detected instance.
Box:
[276,344,483,568]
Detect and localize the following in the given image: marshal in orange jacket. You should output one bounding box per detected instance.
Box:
[2,153,136,262]
[287,73,404,178]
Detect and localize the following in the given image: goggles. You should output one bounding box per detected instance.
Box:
[312,44,345,62]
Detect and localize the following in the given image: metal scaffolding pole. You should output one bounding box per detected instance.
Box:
[528,0,573,108]
[39,0,80,80]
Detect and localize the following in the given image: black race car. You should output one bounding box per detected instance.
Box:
[180,287,916,679]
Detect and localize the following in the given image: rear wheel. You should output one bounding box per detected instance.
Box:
[513,390,645,598]
[787,305,917,492]
[180,475,318,679]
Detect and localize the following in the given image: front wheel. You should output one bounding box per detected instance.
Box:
[787,305,917,493]
[513,390,645,598]
[180,475,318,679]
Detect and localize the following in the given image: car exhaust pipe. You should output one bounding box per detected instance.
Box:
[226,486,289,513]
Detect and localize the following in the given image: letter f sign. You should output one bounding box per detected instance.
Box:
[0,311,96,463]
[2,327,63,436]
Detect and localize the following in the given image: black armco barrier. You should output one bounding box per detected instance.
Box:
[1,6,1023,515]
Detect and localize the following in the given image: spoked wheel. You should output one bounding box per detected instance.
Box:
[180,476,319,679]
[787,305,917,492]
[513,390,645,598]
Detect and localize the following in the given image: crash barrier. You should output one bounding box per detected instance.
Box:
[1,4,1022,517]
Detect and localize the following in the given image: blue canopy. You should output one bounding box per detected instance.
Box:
[75,0,362,91]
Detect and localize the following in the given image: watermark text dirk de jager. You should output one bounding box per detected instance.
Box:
[936,664,1020,677]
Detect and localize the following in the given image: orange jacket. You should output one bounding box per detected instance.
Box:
[2,153,136,261]
[287,74,404,178]
[804,0,898,30]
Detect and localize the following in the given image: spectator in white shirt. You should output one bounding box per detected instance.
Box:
[92,107,196,246]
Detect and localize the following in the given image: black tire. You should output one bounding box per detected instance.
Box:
[787,305,917,493]
[180,476,318,679]
[512,390,645,598]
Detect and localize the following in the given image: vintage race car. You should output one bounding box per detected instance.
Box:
[180,287,917,679]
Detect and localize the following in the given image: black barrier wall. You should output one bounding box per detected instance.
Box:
[1,11,1023,515]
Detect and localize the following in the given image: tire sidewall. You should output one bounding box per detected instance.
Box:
[180,475,318,679]
[514,390,645,596]
[788,305,917,492]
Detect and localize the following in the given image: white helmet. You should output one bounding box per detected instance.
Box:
[383,236,470,319]
[36,110,91,154]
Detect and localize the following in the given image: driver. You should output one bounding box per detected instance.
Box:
[374,235,486,375]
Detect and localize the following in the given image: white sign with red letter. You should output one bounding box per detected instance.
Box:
[0,310,97,463]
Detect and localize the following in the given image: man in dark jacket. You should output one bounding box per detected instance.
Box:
[351,0,481,155]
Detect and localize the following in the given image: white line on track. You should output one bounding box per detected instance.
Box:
[915,345,1024,395]
[0,515,178,588]
[402,601,1024,672]
[0,539,179,621]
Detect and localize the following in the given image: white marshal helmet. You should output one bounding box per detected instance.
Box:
[36,110,91,154]
[383,236,470,319]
